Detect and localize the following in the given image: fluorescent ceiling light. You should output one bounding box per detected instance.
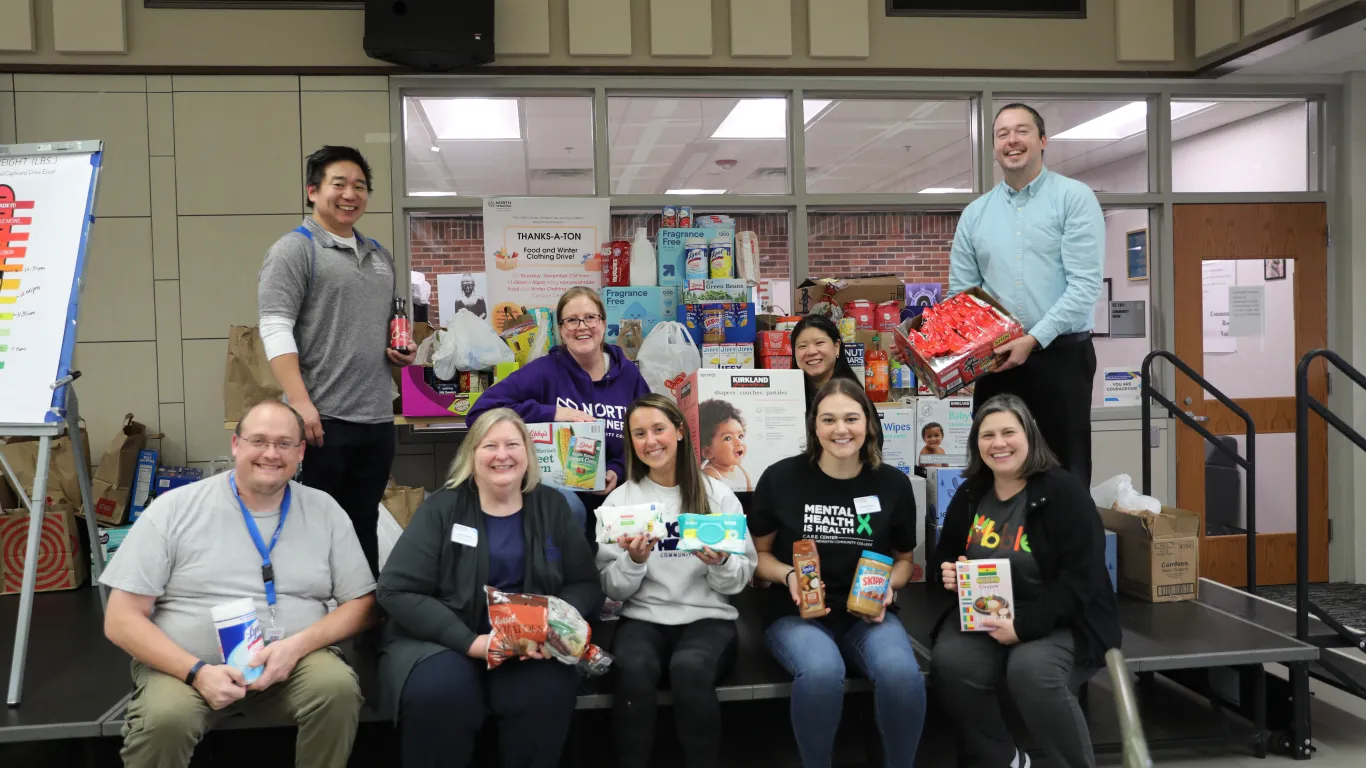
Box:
[711,99,831,140]
[410,191,457,197]
[420,98,521,141]
[666,188,728,195]
[920,187,972,193]
[1050,101,1215,140]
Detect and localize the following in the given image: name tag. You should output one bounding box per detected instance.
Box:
[854,495,882,515]
[451,524,479,547]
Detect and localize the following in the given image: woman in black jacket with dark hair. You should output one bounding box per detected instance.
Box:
[930,393,1119,768]
[791,314,862,412]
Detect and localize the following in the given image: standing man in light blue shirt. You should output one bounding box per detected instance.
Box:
[948,103,1104,483]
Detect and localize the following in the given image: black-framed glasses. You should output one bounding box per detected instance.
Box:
[560,314,604,330]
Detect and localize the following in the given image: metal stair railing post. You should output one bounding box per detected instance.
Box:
[1140,350,1258,592]
[1106,649,1152,768]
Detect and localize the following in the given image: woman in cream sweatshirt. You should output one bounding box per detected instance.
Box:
[596,393,758,768]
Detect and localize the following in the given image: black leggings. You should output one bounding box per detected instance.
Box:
[398,650,580,768]
[611,617,738,768]
[297,418,394,577]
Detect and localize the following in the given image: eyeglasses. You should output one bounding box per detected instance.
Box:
[240,436,302,452]
[560,314,603,330]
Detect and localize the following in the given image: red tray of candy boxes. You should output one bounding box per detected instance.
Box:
[890,287,1023,398]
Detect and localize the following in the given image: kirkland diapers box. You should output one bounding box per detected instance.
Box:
[875,404,918,478]
[677,370,806,494]
[1097,506,1200,603]
[527,421,607,492]
[915,397,972,467]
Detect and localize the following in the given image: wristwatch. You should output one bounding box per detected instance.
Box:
[185,660,207,686]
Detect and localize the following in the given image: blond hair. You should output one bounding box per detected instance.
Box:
[446,408,540,493]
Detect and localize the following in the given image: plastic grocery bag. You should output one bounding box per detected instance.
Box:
[636,321,700,399]
[414,330,442,366]
[484,587,612,675]
[433,309,514,379]
[736,231,761,283]
[525,312,551,364]
[1090,474,1162,516]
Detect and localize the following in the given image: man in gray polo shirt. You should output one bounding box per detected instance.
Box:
[258,146,415,575]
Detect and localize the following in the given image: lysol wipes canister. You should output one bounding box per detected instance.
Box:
[212,597,265,684]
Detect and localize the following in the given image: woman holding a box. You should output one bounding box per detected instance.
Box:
[930,393,1119,768]
[749,378,926,768]
[596,393,757,768]
[377,407,603,768]
[467,286,651,535]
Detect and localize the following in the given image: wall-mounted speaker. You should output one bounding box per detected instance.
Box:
[364,0,495,71]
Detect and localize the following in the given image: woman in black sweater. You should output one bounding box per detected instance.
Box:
[377,408,603,768]
[930,393,1120,768]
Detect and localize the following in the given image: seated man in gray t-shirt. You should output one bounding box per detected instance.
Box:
[100,399,376,768]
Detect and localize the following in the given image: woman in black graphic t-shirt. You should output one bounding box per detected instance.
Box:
[749,378,926,768]
[930,393,1120,768]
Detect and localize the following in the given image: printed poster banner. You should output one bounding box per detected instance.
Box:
[484,197,610,319]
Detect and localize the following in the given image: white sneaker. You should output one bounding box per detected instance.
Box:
[1010,747,1032,768]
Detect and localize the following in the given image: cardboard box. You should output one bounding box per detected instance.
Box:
[153,467,203,499]
[1097,506,1200,603]
[910,474,926,583]
[657,226,735,286]
[794,275,904,315]
[0,504,87,594]
[93,525,133,570]
[925,467,967,552]
[128,449,158,522]
[892,287,1024,399]
[915,397,973,467]
[957,559,1014,632]
[757,330,792,356]
[843,343,865,383]
[602,287,668,346]
[701,344,755,370]
[677,370,807,494]
[875,404,918,478]
[759,355,794,370]
[661,286,679,324]
[682,279,751,304]
[401,366,483,417]
[677,303,756,345]
[1104,530,1118,592]
[528,421,607,492]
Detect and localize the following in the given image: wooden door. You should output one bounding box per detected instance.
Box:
[1172,203,1328,587]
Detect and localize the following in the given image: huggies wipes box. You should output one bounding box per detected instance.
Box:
[957,559,1014,632]
[528,421,607,492]
[915,397,973,467]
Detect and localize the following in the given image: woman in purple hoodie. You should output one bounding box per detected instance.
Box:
[467,286,651,533]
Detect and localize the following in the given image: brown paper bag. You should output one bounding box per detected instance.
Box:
[0,429,92,509]
[225,326,283,423]
[382,485,426,529]
[85,414,156,526]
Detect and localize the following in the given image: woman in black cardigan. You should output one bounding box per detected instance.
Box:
[377,408,603,768]
[930,393,1120,768]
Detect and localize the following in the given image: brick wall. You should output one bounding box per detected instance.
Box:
[409,211,959,325]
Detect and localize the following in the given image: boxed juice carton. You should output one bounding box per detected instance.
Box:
[925,467,967,552]
[702,343,755,369]
[957,559,1014,632]
[1097,506,1200,603]
[527,421,607,492]
[658,226,735,286]
[602,287,667,347]
[676,370,806,493]
[891,287,1024,399]
[914,397,972,467]
[875,403,918,478]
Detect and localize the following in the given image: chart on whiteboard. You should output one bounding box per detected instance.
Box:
[0,151,95,425]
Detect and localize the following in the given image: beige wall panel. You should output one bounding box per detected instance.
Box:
[1243,0,1295,35]
[148,93,174,157]
[154,280,184,403]
[158,402,188,467]
[173,92,302,216]
[1116,0,1175,62]
[53,0,127,54]
[77,218,155,343]
[0,91,14,145]
[182,339,231,463]
[150,156,179,279]
[72,342,161,452]
[1297,0,1328,8]
[569,0,633,55]
[172,75,299,92]
[0,1,32,53]
[810,0,869,58]
[147,75,172,93]
[13,74,144,92]
[300,76,390,92]
[178,215,298,339]
[301,91,393,214]
[732,0,792,57]
[650,0,712,57]
[496,0,552,55]
[15,91,149,218]
[1195,0,1241,57]
[391,453,438,493]
[0,75,11,91]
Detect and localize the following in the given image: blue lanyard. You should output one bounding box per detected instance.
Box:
[229,472,291,608]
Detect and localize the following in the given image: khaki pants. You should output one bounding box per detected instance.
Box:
[121,647,362,768]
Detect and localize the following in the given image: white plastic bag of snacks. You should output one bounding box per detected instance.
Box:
[484,587,612,675]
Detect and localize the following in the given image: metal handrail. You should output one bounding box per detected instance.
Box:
[1106,649,1153,768]
[1295,350,1366,645]
[1140,350,1257,592]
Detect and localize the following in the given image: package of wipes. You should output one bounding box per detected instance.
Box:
[597,503,663,544]
[677,512,749,555]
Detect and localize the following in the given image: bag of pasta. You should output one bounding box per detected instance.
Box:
[484,587,612,675]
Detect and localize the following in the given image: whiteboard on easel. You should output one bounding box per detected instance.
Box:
[0,141,102,425]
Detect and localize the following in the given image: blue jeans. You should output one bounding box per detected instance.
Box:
[765,612,927,768]
[553,486,588,532]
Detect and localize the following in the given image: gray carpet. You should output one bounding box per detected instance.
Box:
[1259,583,1366,632]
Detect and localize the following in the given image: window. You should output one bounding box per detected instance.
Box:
[991,98,1152,193]
[403,95,595,197]
[803,99,974,194]
[1170,99,1314,193]
[608,96,797,195]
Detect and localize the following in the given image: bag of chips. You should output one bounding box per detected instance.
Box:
[484,587,612,675]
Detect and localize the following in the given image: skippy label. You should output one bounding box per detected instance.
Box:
[212,598,265,684]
